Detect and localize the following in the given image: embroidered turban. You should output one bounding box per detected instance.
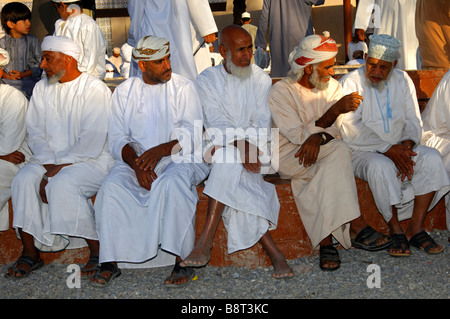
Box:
[288,35,338,74]
[132,35,170,62]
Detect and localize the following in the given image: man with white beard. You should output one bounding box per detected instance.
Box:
[7,36,114,279]
[338,34,450,256]
[180,25,294,279]
[268,34,391,272]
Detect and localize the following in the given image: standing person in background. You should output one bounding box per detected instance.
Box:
[353,0,420,70]
[255,0,325,78]
[415,0,450,69]
[240,12,257,64]
[52,0,106,79]
[127,0,218,80]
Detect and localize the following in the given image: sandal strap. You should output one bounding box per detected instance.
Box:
[391,233,410,250]
[409,231,437,252]
[354,226,381,246]
[171,261,194,279]
[319,245,341,263]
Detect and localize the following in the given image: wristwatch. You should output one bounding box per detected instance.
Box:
[42,174,51,182]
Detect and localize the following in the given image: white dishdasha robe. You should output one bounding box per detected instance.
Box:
[127,0,218,80]
[196,64,280,254]
[269,77,360,249]
[0,85,31,231]
[11,73,114,252]
[94,74,209,268]
[420,69,450,231]
[338,67,450,222]
[54,13,106,79]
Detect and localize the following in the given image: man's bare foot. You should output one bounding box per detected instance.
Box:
[271,259,294,279]
[179,246,211,268]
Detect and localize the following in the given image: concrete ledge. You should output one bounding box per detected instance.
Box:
[0,177,446,267]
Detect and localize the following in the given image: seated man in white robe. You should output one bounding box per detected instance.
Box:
[52,0,106,79]
[268,35,391,271]
[91,35,209,287]
[420,68,450,232]
[338,34,450,256]
[180,25,294,279]
[7,36,114,279]
[0,49,31,232]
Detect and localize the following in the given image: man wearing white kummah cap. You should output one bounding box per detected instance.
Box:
[338,34,450,256]
[0,49,31,232]
[269,34,391,271]
[92,35,209,287]
[52,0,106,79]
[7,35,114,279]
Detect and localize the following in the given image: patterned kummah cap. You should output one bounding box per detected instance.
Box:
[367,34,402,63]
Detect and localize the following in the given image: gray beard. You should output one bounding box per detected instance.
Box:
[47,70,66,85]
[225,51,252,80]
[309,67,330,91]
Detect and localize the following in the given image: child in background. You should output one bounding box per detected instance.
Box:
[0,2,42,100]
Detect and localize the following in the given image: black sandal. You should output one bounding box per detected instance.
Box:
[80,255,99,280]
[89,262,121,288]
[388,233,411,257]
[409,230,444,254]
[351,226,392,251]
[164,261,196,288]
[319,245,341,271]
[5,256,44,280]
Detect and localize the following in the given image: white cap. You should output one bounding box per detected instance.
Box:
[241,12,251,19]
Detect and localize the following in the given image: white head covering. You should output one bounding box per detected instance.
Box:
[367,34,401,63]
[288,34,338,74]
[41,35,81,62]
[0,48,10,67]
[132,35,170,63]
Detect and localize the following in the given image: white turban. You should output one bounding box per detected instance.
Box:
[0,48,10,67]
[41,35,81,62]
[288,35,338,74]
[132,35,170,63]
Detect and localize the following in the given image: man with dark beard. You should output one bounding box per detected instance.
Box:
[180,25,294,279]
[268,34,392,271]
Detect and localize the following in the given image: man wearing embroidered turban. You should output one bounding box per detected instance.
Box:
[338,34,450,257]
[92,35,209,287]
[269,34,392,272]
[7,36,114,279]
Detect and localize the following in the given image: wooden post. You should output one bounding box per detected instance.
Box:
[343,0,352,62]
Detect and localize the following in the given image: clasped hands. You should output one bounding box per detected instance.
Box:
[383,140,417,181]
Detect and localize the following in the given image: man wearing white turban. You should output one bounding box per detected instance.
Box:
[7,36,114,279]
[52,0,106,79]
[338,34,450,256]
[269,34,392,271]
[0,49,31,232]
[91,35,209,287]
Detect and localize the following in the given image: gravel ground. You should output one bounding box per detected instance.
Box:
[0,230,448,312]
